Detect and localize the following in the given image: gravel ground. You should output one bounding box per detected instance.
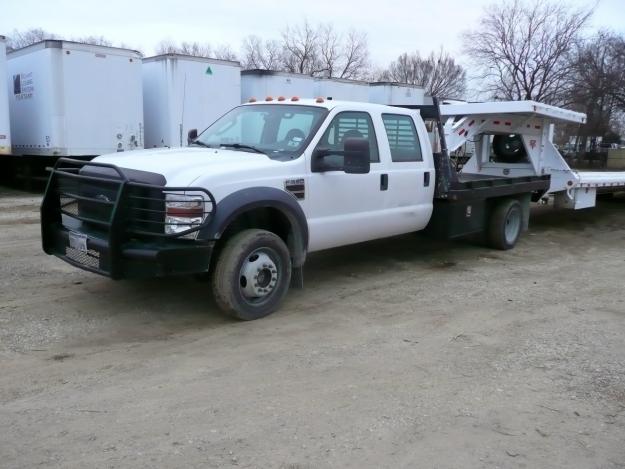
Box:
[1,187,624,469]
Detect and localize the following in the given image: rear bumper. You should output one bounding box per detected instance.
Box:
[45,223,214,279]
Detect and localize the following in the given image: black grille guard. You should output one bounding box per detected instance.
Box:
[41,158,217,278]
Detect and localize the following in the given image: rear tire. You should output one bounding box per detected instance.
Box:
[487,199,523,250]
[212,229,291,320]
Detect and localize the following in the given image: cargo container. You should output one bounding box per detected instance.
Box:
[0,36,10,155]
[313,77,370,102]
[142,54,241,148]
[241,70,315,102]
[7,40,143,157]
[368,82,426,106]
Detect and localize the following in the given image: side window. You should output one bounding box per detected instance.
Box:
[382,114,423,162]
[316,111,379,163]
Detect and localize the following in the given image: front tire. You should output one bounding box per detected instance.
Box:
[487,199,523,250]
[212,229,291,320]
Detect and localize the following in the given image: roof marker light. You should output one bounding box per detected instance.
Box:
[315,97,325,103]
[291,96,300,102]
[265,96,274,101]
[277,96,286,101]
[248,97,257,103]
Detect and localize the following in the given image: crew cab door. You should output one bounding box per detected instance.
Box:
[379,112,434,233]
[306,110,388,251]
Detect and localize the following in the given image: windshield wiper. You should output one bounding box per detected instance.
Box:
[189,140,211,148]
[220,143,266,154]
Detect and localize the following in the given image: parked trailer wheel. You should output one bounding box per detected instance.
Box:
[487,199,523,250]
[212,229,292,320]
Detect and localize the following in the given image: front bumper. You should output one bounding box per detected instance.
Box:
[45,224,214,279]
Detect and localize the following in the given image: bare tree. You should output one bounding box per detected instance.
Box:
[156,40,237,60]
[381,48,466,98]
[212,44,237,61]
[241,35,283,69]
[281,20,322,74]
[464,0,592,104]
[6,28,56,51]
[316,26,369,79]
[73,36,113,47]
[338,30,369,79]
[568,31,625,147]
[242,21,369,78]
[6,28,138,53]
[318,24,341,77]
[242,36,280,69]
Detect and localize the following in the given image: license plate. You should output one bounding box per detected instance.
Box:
[69,231,88,253]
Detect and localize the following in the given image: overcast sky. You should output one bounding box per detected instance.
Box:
[2,0,624,69]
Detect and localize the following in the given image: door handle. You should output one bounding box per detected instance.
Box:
[380,174,388,191]
[424,171,430,187]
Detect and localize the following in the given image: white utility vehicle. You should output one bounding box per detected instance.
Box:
[41,97,625,320]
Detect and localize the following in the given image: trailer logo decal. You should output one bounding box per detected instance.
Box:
[529,139,537,149]
[205,66,213,75]
[13,72,34,100]
[285,178,305,200]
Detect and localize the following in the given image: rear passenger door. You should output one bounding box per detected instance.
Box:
[380,113,434,232]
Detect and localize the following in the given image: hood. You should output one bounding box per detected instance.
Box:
[93,147,280,186]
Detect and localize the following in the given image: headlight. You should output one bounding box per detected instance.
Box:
[165,193,208,236]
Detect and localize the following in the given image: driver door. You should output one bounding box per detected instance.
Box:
[306,110,388,252]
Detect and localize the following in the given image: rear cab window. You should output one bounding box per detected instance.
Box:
[382,114,423,162]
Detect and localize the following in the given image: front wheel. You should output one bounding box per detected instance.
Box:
[487,199,523,250]
[212,229,292,320]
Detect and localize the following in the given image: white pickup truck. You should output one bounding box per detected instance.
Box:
[41,97,621,320]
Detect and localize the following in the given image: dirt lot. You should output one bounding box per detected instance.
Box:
[1,187,624,469]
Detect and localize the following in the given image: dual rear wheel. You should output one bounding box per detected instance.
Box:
[487,199,523,250]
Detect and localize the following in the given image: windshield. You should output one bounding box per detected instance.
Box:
[194,104,328,160]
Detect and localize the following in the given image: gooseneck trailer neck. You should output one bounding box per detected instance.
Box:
[430,99,625,209]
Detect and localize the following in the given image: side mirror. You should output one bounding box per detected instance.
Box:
[187,128,198,145]
[343,138,370,174]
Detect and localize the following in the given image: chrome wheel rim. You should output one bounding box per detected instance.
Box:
[239,248,279,303]
[504,208,521,244]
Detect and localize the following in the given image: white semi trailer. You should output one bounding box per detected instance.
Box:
[0,36,10,156]
[314,77,370,102]
[369,82,426,106]
[142,54,241,148]
[241,70,316,103]
[7,40,143,158]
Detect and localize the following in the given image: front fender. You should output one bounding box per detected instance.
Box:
[198,187,309,265]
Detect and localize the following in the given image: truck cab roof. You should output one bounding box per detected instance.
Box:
[241,98,415,114]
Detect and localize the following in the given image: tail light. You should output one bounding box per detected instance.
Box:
[165,193,208,237]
